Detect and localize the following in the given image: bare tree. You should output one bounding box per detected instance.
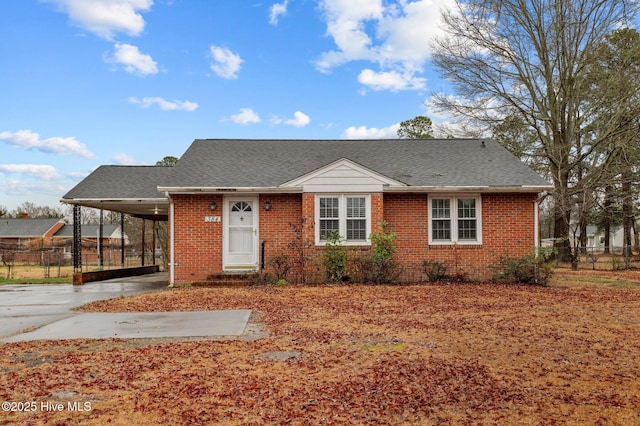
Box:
[12,202,64,218]
[431,0,639,260]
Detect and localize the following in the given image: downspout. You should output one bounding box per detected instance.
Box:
[534,198,540,254]
[167,193,175,287]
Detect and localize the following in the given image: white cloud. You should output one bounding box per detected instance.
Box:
[230,108,261,125]
[111,153,137,165]
[44,0,153,40]
[357,68,426,91]
[315,0,455,91]
[0,179,66,197]
[269,0,289,25]
[0,130,94,159]
[0,164,60,181]
[286,111,311,127]
[128,96,198,111]
[209,45,243,79]
[272,111,311,128]
[107,43,158,76]
[341,123,399,139]
[315,0,383,70]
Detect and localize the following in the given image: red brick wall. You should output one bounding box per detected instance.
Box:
[371,192,384,233]
[383,192,537,280]
[172,194,224,284]
[259,193,303,264]
[171,192,538,283]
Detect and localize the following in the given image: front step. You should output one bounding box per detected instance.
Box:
[192,272,256,287]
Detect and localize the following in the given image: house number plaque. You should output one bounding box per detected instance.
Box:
[204,216,221,223]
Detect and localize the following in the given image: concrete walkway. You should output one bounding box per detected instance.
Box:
[1,273,252,342]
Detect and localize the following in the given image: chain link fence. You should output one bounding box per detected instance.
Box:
[1,246,164,280]
[551,245,640,271]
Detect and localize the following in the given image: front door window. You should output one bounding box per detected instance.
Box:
[225,199,258,269]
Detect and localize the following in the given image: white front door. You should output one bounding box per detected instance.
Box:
[224,197,258,270]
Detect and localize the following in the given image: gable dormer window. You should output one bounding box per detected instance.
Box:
[316,194,370,245]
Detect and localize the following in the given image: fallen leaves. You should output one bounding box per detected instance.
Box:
[1,274,640,424]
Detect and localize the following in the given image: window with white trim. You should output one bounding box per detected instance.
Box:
[429,195,482,244]
[316,195,370,244]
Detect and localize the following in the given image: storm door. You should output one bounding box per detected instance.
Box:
[224,198,258,270]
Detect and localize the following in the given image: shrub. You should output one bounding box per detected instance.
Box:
[422,260,449,282]
[268,253,292,282]
[365,222,400,283]
[490,253,553,286]
[320,231,348,283]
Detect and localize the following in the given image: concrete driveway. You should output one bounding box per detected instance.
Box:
[0,273,251,342]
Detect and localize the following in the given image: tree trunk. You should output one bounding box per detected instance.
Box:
[553,206,572,261]
[551,148,574,263]
[622,175,632,254]
[579,210,588,254]
[633,218,640,255]
[603,185,612,254]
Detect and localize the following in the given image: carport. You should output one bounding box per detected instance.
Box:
[61,165,171,285]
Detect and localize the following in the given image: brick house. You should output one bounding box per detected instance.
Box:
[0,218,65,264]
[0,218,65,250]
[63,138,552,285]
[53,223,129,261]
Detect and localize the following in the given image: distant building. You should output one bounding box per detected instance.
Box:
[0,218,127,263]
[0,218,65,250]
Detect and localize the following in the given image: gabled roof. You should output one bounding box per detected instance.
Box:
[283,158,407,192]
[54,224,123,239]
[0,218,64,238]
[62,139,552,217]
[62,166,171,219]
[159,138,552,192]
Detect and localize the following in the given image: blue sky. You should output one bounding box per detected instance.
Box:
[1,0,455,211]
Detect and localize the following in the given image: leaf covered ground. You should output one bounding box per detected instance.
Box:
[2,271,640,425]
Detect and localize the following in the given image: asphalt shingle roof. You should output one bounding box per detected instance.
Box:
[62,139,552,213]
[0,218,64,238]
[161,138,551,189]
[62,166,173,200]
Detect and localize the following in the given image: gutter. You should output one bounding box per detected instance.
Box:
[157,186,301,194]
[60,197,169,204]
[382,185,554,193]
[158,185,554,194]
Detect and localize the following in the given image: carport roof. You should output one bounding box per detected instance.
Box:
[61,166,171,220]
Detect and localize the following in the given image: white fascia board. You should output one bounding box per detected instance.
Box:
[61,197,168,204]
[382,185,551,193]
[157,186,301,194]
